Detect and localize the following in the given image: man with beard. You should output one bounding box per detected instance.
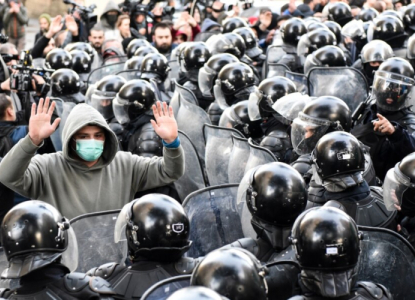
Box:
[152,22,177,59]
[34,14,51,45]
[88,24,104,64]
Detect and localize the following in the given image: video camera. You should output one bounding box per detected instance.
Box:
[10,51,55,93]
[0,33,8,44]
[63,0,98,31]
[121,0,175,19]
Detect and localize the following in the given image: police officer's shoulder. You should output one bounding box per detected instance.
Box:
[63,272,116,296]
[89,276,116,295]
[87,262,122,280]
[229,237,259,255]
[356,281,393,299]
[174,257,203,274]
[109,122,124,136]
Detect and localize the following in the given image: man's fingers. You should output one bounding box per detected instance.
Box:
[48,101,56,115]
[37,98,44,114]
[51,118,61,131]
[150,119,159,129]
[157,101,164,116]
[377,113,385,120]
[43,97,50,113]
[169,106,174,118]
[31,103,36,117]
[162,102,168,116]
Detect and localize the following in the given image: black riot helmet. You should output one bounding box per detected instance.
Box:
[190,248,268,300]
[69,50,92,75]
[223,17,248,33]
[167,287,228,300]
[141,53,171,82]
[312,132,365,180]
[291,96,351,155]
[323,21,342,43]
[367,15,407,49]
[291,206,361,271]
[328,2,353,27]
[113,79,156,124]
[215,62,256,106]
[246,162,307,228]
[404,4,415,32]
[248,76,297,121]
[124,56,144,71]
[307,22,328,33]
[280,17,308,47]
[297,28,337,56]
[1,200,76,279]
[126,38,151,58]
[45,48,72,70]
[199,53,239,98]
[304,45,346,74]
[50,68,84,103]
[179,42,211,80]
[65,42,95,59]
[134,45,159,57]
[115,194,191,262]
[358,8,379,22]
[360,40,393,81]
[233,27,263,59]
[373,57,415,112]
[381,9,403,21]
[91,75,126,121]
[206,33,245,59]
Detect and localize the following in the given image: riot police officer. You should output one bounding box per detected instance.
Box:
[247,76,297,162]
[179,42,212,109]
[0,200,115,299]
[233,27,265,74]
[166,287,228,300]
[123,56,144,79]
[50,68,85,103]
[309,131,396,228]
[288,206,393,300]
[328,2,353,27]
[69,50,92,94]
[45,48,72,70]
[90,75,126,124]
[352,40,394,86]
[358,8,379,22]
[403,4,415,35]
[89,194,198,299]
[352,57,415,180]
[190,248,268,300]
[134,45,159,58]
[223,17,248,33]
[140,52,172,102]
[126,38,151,59]
[65,42,100,69]
[303,45,346,75]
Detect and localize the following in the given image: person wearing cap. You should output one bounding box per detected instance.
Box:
[35,13,51,45]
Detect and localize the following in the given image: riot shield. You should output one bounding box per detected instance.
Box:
[116,69,141,81]
[69,210,128,273]
[265,45,287,78]
[175,100,211,163]
[167,59,180,93]
[141,275,191,300]
[174,131,207,202]
[50,99,76,151]
[104,55,127,65]
[228,135,250,184]
[203,124,245,186]
[0,248,8,277]
[268,63,290,78]
[308,67,369,112]
[183,184,244,258]
[357,226,415,300]
[87,63,125,88]
[245,138,277,175]
[150,78,163,103]
[285,71,308,94]
[175,82,199,106]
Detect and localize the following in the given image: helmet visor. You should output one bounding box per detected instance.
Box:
[297,34,311,56]
[60,221,79,272]
[91,93,115,120]
[272,93,311,125]
[383,165,411,211]
[214,80,230,110]
[373,71,414,111]
[199,66,216,98]
[113,96,131,125]
[248,88,262,121]
[291,112,331,155]
[114,201,135,243]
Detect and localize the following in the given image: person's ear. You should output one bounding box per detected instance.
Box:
[6,107,14,119]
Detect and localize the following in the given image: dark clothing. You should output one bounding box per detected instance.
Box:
[34,31,44,45]
[151,42,178,60]
[351,104,415,180]
[31,35,50,59]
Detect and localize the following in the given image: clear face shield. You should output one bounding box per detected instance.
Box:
[198,65,217,98]
[60,218,79,272]
[114,200,136,244]
[272,93,311,125]
[383,164,415,211]
[373,71,415,112]
[213,79,230,110]
[91,91,116,120]
[248,87,262,121]
[297,34,312,56]
[291,112,338,155]
[112,96,132,125]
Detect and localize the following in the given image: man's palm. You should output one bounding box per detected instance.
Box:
[29,98,60,145]
[150,102,178,144]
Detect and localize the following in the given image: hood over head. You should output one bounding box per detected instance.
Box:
[62,104,118,170]
[100,0,121,29]
[201,18,222,32]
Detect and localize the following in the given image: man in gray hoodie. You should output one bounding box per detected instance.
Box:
[98,0,121,41]
[0,98,185,219]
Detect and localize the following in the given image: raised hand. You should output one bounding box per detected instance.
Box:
[46,15,63,39]
[373,113,395,135]
[150,101,178,144]
[29,98,61,146]
[65,15,79,36]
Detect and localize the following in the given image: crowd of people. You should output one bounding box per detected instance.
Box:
[0,0,413,299]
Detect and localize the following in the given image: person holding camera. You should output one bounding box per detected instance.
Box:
[2,0,28,53]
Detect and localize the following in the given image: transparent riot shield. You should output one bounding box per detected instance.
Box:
[285,71,308,94]
[0,247,8,277]
[183,184,243,257]
[104,55,128,65]
[244,138,278,175]
[87,63,125,88]
[265,259,301,300]
[116,69,141,81]
[357,226,415,300]
[141,275,191,300]
[167,59,180,93]
[175,99,211,162]
[175,82,199,106]
[268,63,290,78]
[203,124,245,186]
[228,135,250,184]
[149,78,163,103]
[50,98,76,151]
[174,131,207,202]
[265,45,287,78]
[69,210,128,273]
[308,67,369,112]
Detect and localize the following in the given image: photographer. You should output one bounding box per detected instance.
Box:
[3,0,28,52]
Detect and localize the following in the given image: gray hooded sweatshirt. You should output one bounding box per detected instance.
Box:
[98,0,122,41]
[0,104,185,219]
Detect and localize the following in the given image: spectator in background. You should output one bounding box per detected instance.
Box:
[194,18,222,42]
[88,24,104,63]
[117,14,141,42]
[34,13,51,45]
[210,1,227,24]
[152,21,177,59]
[98,0,122,41]
[174,31,188,44]
[172,11,201,42]
[3,0,28,52]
